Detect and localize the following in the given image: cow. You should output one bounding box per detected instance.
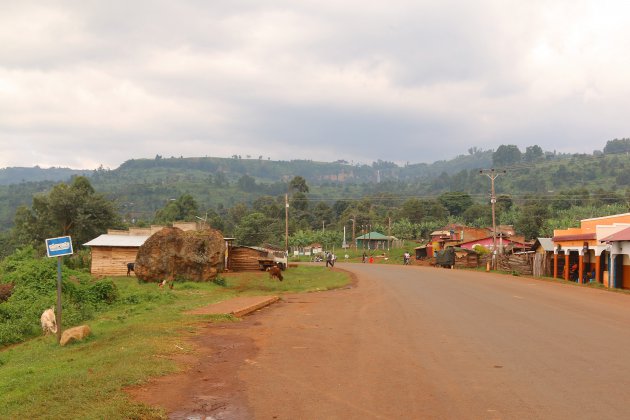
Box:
[40,308,57,335]
[268,265,283,281]
[126,262,135,276]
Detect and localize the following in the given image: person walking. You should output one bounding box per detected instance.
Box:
[326,252,333,268]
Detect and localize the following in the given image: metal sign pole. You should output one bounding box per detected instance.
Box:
[45,236,73,345]
[56,256,63,344]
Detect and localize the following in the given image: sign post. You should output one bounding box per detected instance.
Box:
[45,236,73,344]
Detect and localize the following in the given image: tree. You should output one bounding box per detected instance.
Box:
[437,192,473,217]
[311,202,334,230]
[289,176,309,193]
[462,204,492,226]
[492,145,522,167]
[154,193,199,224]
[604,138,630,154]
[515,198,549,240]
[13,176,120,250]
[399,198,447,223]
[524,145,544,162]
[237,174,257,192]
[252,196,282,218]
[234,212,279,246]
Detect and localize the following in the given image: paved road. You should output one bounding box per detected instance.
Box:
[240,263,630,419]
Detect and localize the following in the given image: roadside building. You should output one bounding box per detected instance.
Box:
[458,235,528,253]
[599,226,630,289]
[355,232,395,250]
[552,213,630,288]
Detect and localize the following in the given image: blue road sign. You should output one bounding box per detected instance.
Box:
[45,236,73,258]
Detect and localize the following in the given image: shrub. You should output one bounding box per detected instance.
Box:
[0,248,118,347]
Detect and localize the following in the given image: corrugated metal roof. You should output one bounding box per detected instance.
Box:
[600,226,630,242]
[83,234,150,247]
[355,232,389,240]
[535,238,554,251]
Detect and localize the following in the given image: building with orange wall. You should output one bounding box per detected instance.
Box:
[552,213,630,288]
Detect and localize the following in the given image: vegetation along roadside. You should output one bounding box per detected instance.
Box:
[0,264,349,419]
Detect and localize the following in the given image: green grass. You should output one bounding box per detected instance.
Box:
[0,265,349,419]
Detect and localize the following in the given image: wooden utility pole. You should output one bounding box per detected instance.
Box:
[350,217,356,249]
[479,169,506,269]
[285,193,289,255]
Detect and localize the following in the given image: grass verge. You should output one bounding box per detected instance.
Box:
[0,265,349,419]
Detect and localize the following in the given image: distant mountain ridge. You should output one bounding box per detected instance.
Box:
[0,166,91,185]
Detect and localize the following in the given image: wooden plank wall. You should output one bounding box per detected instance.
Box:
[229,247,266,271]
[91,247,139,276]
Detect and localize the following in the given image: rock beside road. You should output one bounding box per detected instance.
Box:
[135,227,225,282]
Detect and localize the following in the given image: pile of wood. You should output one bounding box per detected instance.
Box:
[497,253,533,276]
[229,247,267,271]
[454,252,480,269]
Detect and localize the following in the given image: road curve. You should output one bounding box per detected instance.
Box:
[240,263,630,419]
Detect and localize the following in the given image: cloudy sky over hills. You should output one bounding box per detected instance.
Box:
[1,0,630,169]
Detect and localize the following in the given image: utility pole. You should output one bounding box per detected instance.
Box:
[350,217,356,249]
[285,193,289,255]
[480,169,506,269]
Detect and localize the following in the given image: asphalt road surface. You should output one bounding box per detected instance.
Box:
[238,263,630,419]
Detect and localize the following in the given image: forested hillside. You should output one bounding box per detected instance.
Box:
[2,140,630,257]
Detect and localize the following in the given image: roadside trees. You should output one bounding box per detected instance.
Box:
[13,176,120,251]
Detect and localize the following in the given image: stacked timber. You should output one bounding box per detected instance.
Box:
[229,247,267,271]
[453,251,480,269]
[497,253,533,276]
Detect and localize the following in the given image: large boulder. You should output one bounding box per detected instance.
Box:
[135,227,225,282]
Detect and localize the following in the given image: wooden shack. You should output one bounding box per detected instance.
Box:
[83,234,149,276]
[531,238,554,277]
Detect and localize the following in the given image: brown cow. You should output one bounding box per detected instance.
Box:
[268,265,283,281]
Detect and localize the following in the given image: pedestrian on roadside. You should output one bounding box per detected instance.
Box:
[362,252,367,263]
[326,252,333,268]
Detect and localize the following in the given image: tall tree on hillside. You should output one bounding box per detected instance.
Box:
[492,145,522,167]
[603,138,630,154]
[13,176,120,250]
[289,176,309,193]
[524,145,544,162]
[399,198,447,223]
[154,193,199,224]
[438,192,473,217]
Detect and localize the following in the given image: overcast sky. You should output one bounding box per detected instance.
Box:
[1,1,630,169]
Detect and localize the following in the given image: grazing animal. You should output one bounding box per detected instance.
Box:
[126,262,135,276]
[40,308,57,335]
[60,325,91,346]
[158,279,174,289]
[268,265,283,281]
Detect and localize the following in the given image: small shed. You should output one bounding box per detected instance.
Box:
[84,234,149,276]
[531,238,554,277]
